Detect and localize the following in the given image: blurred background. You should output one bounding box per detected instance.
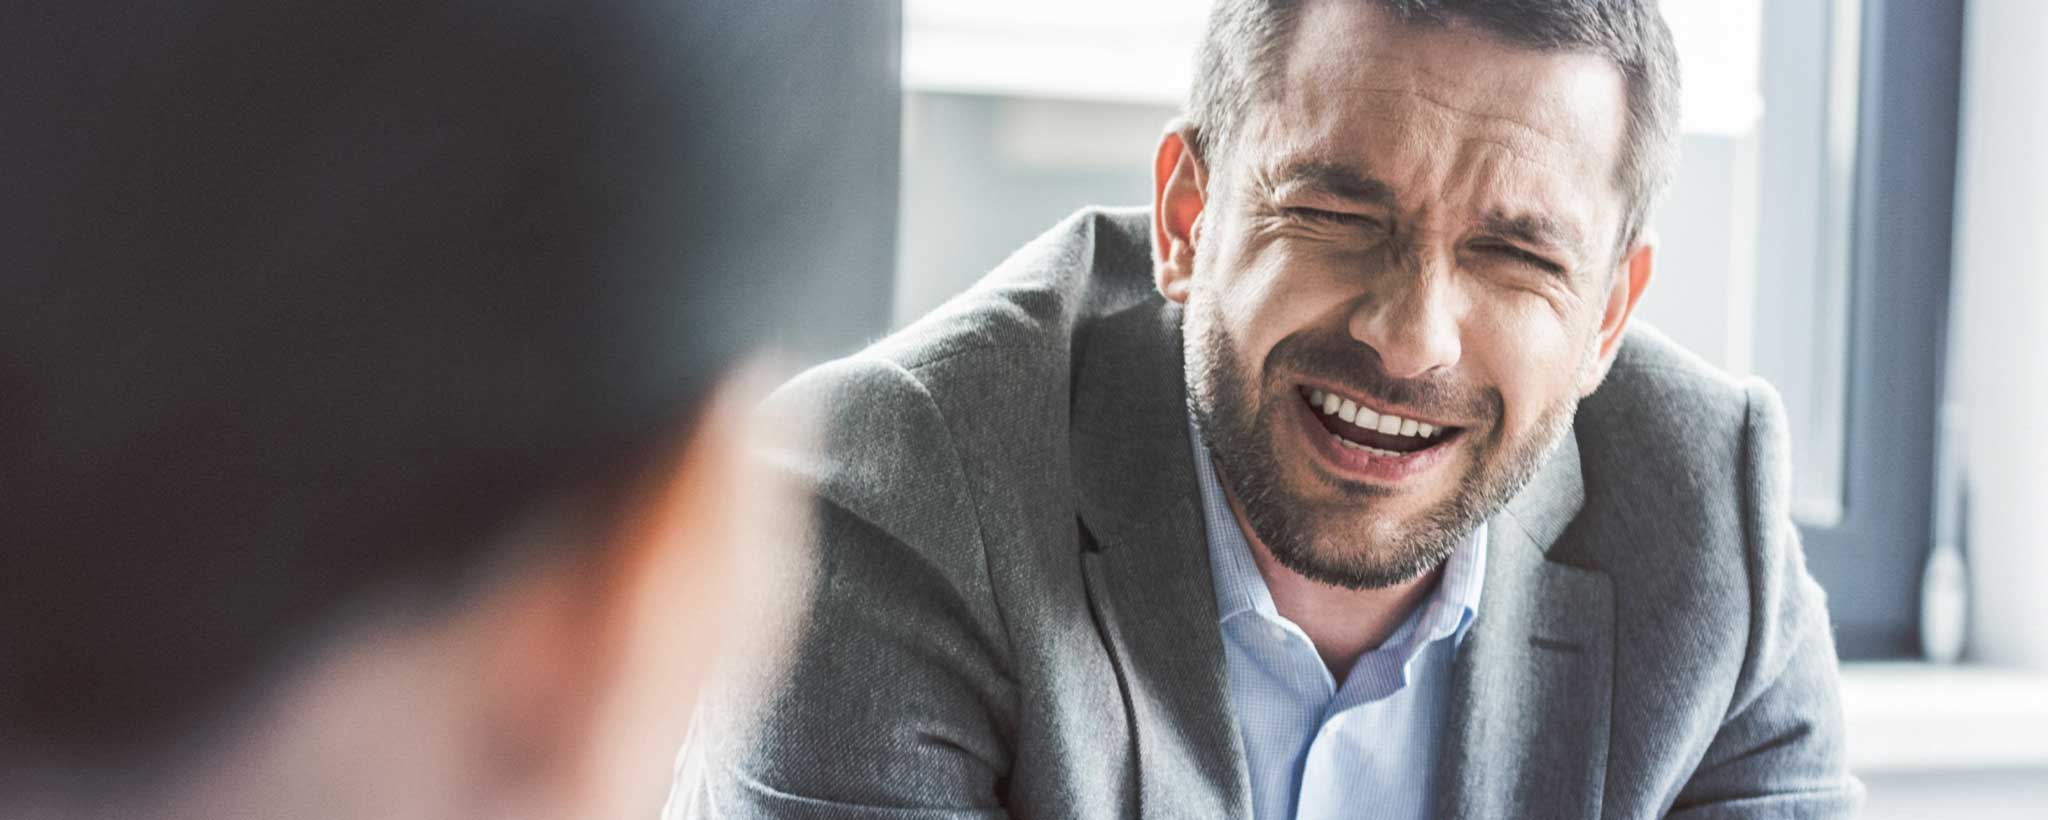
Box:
[812,1,2048,815]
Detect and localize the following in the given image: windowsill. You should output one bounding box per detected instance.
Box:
[1842,661,2048,772]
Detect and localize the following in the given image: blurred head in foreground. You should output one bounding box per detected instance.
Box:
[0,1,871,816]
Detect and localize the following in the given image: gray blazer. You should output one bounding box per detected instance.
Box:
[673,208,1860,818]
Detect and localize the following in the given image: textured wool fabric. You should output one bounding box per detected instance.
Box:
[670,208,1862,819]
[1192,418,1487,820]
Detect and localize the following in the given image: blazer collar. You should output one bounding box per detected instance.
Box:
[1071,297,1253,818]
[1434,434,1617,819]
[1070,297,1201,547]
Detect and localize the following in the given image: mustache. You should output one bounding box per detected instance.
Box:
[1266,332,1499,423]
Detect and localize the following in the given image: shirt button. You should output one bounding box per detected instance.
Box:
[1266,622,1289,643]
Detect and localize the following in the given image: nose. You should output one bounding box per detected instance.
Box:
[1347,259,1463,379]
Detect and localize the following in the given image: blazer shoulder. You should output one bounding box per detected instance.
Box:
[1590,334,1852,807]
[761,354,982,557]
[803,207,1157,474]
[1580,324,1761,490]
[868,206,1157,375]
[1601,324,1753,420]
[1570,325,1797,624]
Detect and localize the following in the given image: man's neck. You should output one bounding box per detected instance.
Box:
[1225,492,1443,686]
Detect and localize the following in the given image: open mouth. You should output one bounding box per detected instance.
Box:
[1297,385,1463,458]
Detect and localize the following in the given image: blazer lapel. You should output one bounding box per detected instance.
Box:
[1071,299,1252,819]
[1435,436,1616,819]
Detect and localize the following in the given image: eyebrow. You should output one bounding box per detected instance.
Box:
[1478,209,1587,259]
[1270,159,1397,207]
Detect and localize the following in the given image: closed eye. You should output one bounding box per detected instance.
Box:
[1284,206,1382,230]
[1475,242,1565,276]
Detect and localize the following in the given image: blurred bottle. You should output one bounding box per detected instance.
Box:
[1920,405,1967,664]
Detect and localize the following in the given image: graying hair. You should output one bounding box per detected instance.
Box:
[1185,0,1681,255]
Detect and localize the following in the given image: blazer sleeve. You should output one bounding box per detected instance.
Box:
[1666,381,1865,818]
[669,356,1017,819]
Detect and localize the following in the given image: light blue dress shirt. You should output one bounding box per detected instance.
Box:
[1189,422,1487,820]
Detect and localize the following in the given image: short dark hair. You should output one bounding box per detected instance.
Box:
[1,0,893,771]
[1186,0,1681,253]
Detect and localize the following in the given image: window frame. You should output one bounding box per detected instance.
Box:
[1788,0,1965,659]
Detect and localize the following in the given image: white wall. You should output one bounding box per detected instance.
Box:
[1950,0,2048,671]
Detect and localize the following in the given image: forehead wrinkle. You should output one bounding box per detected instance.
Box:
[1302,78,1580,179]
[1395,72,1573,153]
[1309,51,1577,148]
[1449,133,1573,179]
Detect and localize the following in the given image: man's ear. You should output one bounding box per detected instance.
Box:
[554,361,807,820]
[1579,231,1656,397]
[1153,126,1208,304]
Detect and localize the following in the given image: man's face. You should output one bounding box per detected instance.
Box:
[1163,2,1648,589]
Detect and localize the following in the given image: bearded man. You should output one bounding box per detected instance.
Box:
[677,1,1860,817]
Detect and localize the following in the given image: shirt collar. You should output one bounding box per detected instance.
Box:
[1188,417,1488,648]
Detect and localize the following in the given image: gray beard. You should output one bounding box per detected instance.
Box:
[1182,297,1581,590]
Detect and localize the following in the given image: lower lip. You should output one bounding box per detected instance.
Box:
[1289,393,1458,483]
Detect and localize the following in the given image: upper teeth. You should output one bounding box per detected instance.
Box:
[1308,388,1442,440]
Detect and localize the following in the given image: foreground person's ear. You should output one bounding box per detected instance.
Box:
[472,362,810,820]
[1153,125,1209,304]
